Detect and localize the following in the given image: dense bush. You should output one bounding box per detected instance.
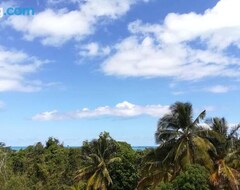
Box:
[109,142,140,190]
[172,164,210,190]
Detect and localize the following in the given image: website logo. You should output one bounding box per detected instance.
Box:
[0,7,34,18]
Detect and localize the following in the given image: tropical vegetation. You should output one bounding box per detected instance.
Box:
[0,102,239,190]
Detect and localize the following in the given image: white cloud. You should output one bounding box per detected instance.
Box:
[128,0,240,49]
[0,46,48,92]
[102,0,240,81]
[32,101,170,121]
[205,85,230,93]
[32,110,62,121]
[6,0,142,46]
[102,36,240,80]
[79,42,111,57]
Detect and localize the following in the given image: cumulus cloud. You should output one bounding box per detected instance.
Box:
[127,0,240,49]
[102,0,240,81]
[205,85,230,93]
[78,42,111,57]
[102,36,240,80]
[0,46,48,92]
[6,0,142,46]
[32,101,170,121]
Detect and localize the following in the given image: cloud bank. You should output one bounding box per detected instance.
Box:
[7,0,144,46]
[0,46,48,92]
[32,101,169,121]
[102,0,240,81]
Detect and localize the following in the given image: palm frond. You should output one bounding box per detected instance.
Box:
[107,157,121,165]
[192,110,206,126]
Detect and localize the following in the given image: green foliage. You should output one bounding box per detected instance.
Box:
[206,118,240,189]
[138,102,215,189]
[3,175,31,190]
[136,147,174,190]
[5,138,82,190]
[155,182,173,190]
[76,132,121,190]
[109,141,140,190]
[155,164,210,190]
[172,164,210,190]
[154,102,215,169]
[69,182,86,190]
[0,143,10,187]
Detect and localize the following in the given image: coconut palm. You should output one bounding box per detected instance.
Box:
[137,102,216,189]
[207,117,228,137]
[155,102,215,169]
[207,118,240,190]
[137,146,174,190]
[75,132,121,190]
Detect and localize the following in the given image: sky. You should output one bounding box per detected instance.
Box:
[0,0,240,146]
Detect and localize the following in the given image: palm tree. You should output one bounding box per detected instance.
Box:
[207,117,228,137]
[75,132,121,190]
[138,102,216,189]
[155,102,215,169]
[207,118,240,190]
[137,146,174,190]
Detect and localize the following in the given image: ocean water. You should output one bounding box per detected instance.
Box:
[132,146,157,150]
[11,146,25,151]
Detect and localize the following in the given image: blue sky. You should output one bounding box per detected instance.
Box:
[0,0,240,146]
